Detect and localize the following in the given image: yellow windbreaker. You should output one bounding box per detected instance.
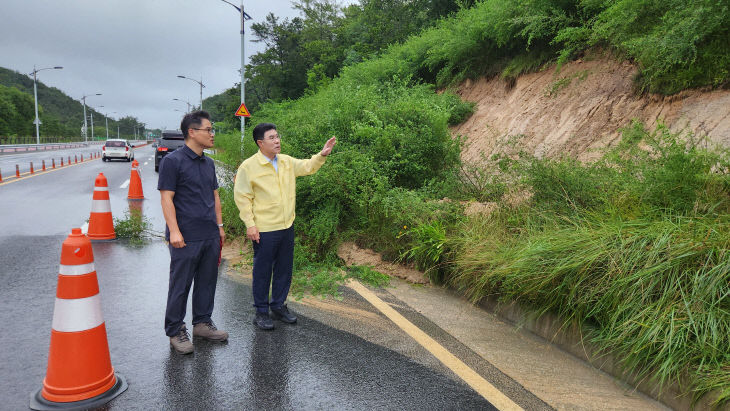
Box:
[233,150,326,232]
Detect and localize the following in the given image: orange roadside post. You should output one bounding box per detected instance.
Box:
[127,160,144,200]
[87,173,116,240]
[30,228,127,410]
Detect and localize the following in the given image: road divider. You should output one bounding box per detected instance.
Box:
[347,279,523,411]
[30,228,127,410]
[0,152,100,186]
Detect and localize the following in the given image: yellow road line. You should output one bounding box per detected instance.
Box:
[0,158,100,187]
[347,279,523,411]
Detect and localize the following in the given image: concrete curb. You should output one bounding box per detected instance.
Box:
[477,295,728,410]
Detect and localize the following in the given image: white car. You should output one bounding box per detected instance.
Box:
[102,139,134,162]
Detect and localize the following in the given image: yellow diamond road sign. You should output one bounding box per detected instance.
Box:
[235,102,251,117]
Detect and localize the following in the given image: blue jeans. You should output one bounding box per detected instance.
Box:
[164,237,221,336]
[252,226,295,313]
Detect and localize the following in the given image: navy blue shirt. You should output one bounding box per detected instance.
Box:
[157,145,219,241]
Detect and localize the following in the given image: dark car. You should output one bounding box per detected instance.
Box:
[155,130,185,172]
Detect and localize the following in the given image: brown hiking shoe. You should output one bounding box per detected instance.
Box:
[170,325,193,354]
[193,320,229,342]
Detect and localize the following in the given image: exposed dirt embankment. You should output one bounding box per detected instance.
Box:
[452,57,730,162]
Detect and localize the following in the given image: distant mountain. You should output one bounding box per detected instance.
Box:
[0,66,143,139]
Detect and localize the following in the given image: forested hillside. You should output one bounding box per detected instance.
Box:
[212,0,730,407]
[205,0,475,126]
[0,67,146,140]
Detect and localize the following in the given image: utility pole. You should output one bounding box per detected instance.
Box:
[81,93,102,143]
[177,75,205,110]
[30,65,63,144]
[220,0,252,154]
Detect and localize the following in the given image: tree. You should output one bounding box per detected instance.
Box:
[0,84,35,136]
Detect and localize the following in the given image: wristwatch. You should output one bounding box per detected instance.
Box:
[217,223,224,227]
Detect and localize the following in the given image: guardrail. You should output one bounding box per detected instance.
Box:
[0,143,90,154]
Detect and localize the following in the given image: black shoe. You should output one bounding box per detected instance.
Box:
[252,312,274,330]
[271,304,297,324]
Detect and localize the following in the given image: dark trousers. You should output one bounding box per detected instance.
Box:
[165,237,221,336]
[252,226,295,313]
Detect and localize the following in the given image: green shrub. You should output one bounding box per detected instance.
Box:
[347,264,391,288]
[400,220,449,283]
[444,123,730,405]
[113,208,151,246]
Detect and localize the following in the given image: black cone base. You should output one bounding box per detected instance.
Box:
[30,373,127,411]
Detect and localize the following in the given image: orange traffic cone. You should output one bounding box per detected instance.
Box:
[87,173,116,240]
[30,228,127,410]
[127,160,144,200]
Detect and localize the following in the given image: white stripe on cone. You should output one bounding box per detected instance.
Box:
[52,294,104,332]
[91,200,112,213]
[94,187,109,192]
[59,262,96,276]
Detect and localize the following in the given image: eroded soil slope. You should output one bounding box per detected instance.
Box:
[453,56,730,162]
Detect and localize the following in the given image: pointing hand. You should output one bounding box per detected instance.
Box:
[320,136,337,156]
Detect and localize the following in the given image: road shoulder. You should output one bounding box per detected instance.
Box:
[384,278,668,410]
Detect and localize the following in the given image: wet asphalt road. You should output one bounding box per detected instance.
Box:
[0,146,540,409]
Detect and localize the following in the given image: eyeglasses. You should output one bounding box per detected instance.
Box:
[262,134,280,142]
[192,127,215,135]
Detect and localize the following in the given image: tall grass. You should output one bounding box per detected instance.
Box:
[446,124,730,405]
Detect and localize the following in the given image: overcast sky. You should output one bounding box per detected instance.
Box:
[1,0,357,131]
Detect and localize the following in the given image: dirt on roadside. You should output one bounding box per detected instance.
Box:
[337,242,429,284]
[452,54,730,164]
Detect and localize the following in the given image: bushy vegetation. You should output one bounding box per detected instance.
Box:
[210,0,729,128]
[113,208,152,246]
[442,124,730,405]
[209,0,473,127]
[0,84,35,137]
[211,0,729,404]
[215,75,471,258]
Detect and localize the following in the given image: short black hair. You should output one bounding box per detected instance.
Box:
[252,123,277,144]
[180,110,211,139]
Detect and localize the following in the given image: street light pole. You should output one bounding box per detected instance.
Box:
[110,112,118,138]
[103,110,109,139]
[90,111,94,141]
[30,65,63,144]
[81,93,102,143]
[94,105,105,140]
[173,98,192,112]
[221,0,252,154]
[177,75,205,110]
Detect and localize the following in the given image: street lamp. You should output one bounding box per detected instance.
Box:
[89,105,103,141]
[173,98,192,112]
[177,75,205,110]
[220,0,252,152]
[29,65,63,144]
[107,111,119,139]
[100,108,109,139]
[81,93,102,143]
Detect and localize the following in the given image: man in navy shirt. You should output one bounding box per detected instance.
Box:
[158,110,228,354]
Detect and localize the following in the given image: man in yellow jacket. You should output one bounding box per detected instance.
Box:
[234,122,336,330]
